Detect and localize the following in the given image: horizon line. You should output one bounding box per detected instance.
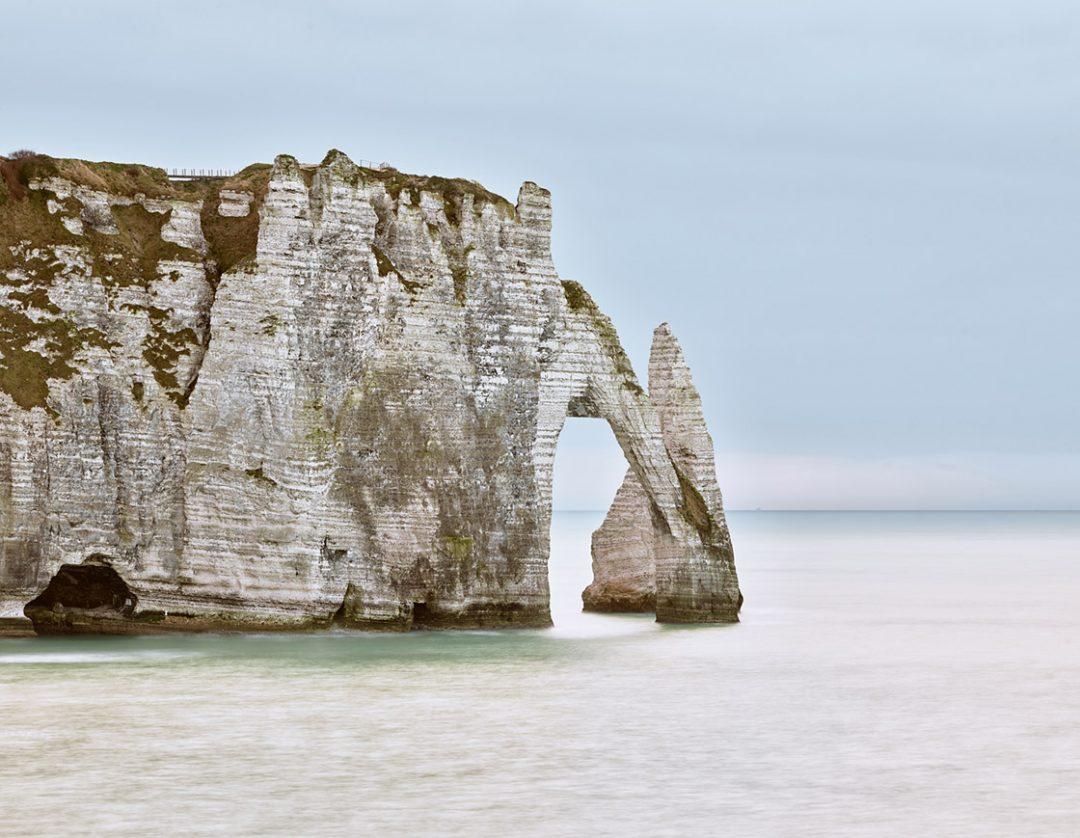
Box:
[552,508,1080,514]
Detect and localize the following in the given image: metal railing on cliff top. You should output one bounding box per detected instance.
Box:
[166,160,387,180]
[167,169,233,179]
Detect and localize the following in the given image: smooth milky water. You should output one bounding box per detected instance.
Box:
[1,512,1078,837]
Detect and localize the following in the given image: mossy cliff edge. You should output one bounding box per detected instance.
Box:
[0,149,740,635]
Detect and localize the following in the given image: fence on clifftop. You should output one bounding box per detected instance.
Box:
[166,169,234,180]
[166,160,389,181]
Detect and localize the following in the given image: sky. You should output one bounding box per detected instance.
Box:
[5,0,1078,509]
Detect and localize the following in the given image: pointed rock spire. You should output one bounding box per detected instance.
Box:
[583,322,735,614]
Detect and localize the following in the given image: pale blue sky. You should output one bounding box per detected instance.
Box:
[6,0,1078,509]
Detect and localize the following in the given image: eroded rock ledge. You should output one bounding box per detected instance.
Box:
[0,150,741,634]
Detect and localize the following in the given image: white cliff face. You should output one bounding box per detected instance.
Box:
[0,150,740,633]
[216,190,252,218]
[584,323,740,618]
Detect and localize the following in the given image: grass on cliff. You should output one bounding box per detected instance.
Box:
[0,149,513,412]
[199,164,272,275]
[368,168,515,223]
[2,152,209,201]
[0,153,213,412]
[316,149,516,224]
[560,280,645,396]
[0,175,105,412]
[1,151,270,278]
[371,244,422,294]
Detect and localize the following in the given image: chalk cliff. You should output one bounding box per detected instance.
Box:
[583,323,739,614]
[0,150,740,633]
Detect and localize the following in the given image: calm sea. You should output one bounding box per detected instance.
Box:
[2,511,1078,836]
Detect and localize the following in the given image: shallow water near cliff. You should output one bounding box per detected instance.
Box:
[2,511,1079,836]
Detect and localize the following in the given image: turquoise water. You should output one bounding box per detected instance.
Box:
[1,512,1078,836]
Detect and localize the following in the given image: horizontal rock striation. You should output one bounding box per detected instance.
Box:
[0,150,741,633]
[583,324,741,619]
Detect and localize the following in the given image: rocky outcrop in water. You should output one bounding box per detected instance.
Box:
[0,150,741,633]
[583,324,739,616]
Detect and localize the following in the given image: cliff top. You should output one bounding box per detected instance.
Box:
[0,150,515,217]
[0,149,530,414]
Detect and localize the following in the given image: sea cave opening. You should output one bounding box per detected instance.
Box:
[24,558,137,616]
[411,601,435,629]
[22,556,138,633]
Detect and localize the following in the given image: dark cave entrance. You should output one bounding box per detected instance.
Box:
[410,601,435,629]
[23,556,138,632]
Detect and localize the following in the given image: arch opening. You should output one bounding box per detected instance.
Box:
[548,416,629,625]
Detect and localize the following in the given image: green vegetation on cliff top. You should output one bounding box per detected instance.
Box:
[0,151,516,413]
[317,148,515,219]
[0,152,221,412]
